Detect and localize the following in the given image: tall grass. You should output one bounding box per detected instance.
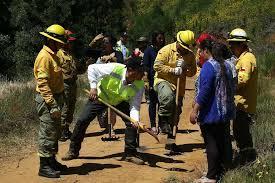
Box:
[0,79,38,156]
[222,78,275,183]
[0,76,89,157]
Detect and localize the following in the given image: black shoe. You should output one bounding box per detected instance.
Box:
[59,128,72,142]
[62,151,79,161]
[50,156,68,171]
[120,154,145,165]
[165,143,181,152]
[38,157,60,178]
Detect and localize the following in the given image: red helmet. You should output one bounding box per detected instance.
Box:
[196,33,214,45]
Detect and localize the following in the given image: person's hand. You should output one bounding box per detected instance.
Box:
[93,33,104,43]
[89,88,98,101]
[50,107,61,119]
[144,81,149,90]
[89,33,104,47]
[190,110,198,124]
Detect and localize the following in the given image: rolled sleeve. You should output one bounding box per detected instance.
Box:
[129,88,144,121]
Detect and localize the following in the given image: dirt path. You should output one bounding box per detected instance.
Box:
[0,79,206,183]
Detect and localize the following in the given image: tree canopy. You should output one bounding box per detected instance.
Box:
[0,0,274,78]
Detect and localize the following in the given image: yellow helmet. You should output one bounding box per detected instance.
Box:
[176,30,195,52]
[39,24,66,44]
[227,28,251,42]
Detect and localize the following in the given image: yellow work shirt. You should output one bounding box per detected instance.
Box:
[154,42,196,96]
[57,49,77,80]
[34,45,64,106]
[235,51,258,114]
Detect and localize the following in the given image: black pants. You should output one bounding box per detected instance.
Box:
[149,89,158,127]
[233,110,256,163]
[233,110,254,151]
[69,99,138,155]
[200,122,232,180]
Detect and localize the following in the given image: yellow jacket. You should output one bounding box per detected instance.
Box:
[235,51,258,114]
[154,42,196,96]
[34,45,64,106]
[57,49,77,81]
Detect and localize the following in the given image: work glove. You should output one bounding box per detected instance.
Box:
[176,59,186,69]
[50,106,61,119]
[172,67,183,76]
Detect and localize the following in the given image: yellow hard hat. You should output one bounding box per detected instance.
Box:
[176,30,195,52]
[39,24,66,44]
[227,28,251,42]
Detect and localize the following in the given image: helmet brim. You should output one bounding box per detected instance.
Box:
[178,42,193,53]
[227,38,251,42]
[40,32,65,44]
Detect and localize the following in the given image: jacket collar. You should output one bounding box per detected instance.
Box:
[43,45,55,55]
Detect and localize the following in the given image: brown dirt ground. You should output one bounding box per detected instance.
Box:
[0,78,206,183]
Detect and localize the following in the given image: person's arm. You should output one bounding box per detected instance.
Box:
[115,51,124,64]
[236,55,256,89]
[196,62,215,108]
[153,46,175,75]
[36,56,56,107]
[129,87,144,122]
[87,63,118,89]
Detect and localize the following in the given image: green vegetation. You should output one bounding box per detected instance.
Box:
[221,78,275,183]
[0,0,274,181]
[1,0,274,79]
[0,77,88,157]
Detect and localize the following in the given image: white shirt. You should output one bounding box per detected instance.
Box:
[87,63,144,121]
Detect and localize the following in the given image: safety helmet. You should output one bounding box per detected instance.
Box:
[40,24,66,44]
[227,28,251,42]
[65,29,77,42]
[136,36,148,42]
[176,30,195,52]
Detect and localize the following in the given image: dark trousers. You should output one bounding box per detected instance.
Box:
[233,110,254,151]
[69,99,138,155]
[149,89,158,127]
[200,122,232,180]
[233,110,256,163]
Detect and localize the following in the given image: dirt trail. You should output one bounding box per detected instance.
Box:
[0,79,206,183]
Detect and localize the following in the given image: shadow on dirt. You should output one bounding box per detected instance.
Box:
[61,163,121,175]
[176,143,205,153]
[78,152,184,166]
[141,152,184,167]
[177,129,199,134]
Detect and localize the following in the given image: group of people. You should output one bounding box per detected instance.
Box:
[34,24,257,183]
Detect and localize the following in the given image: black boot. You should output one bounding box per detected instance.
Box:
[59,126,72,142]
[38,157,60,178]
[49,156,68,171]
[158,116,172,135]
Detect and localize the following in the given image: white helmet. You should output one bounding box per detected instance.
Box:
[227,28,251,42]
